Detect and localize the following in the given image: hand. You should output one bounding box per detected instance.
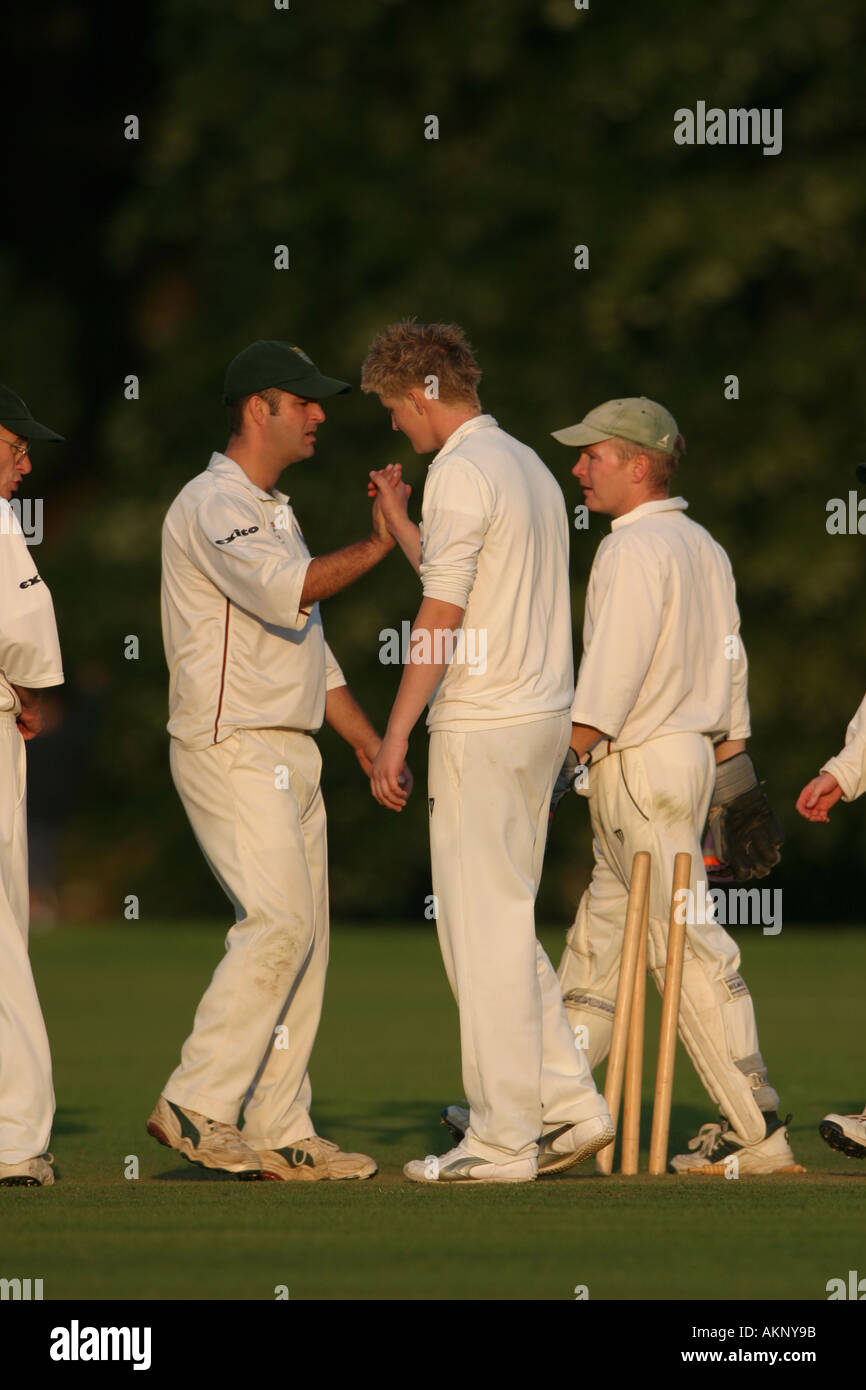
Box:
[370,492,396,551]
[355,738,381,778]
[16,700,43,741]
[795,773,843,823]
[368,464,412,538]
[370,731,411,811]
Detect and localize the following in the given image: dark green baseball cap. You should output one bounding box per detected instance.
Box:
[0,383,64,442]
[222,340,352,405]
[552,396,683,456]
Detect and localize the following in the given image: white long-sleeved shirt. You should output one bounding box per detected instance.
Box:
[821,693,866,801]
[419,414,573,730]
[572,497,750,749]
[162,453,345,750]
[0,498,63,714]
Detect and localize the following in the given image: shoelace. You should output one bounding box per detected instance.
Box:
[687,1123,727,1158]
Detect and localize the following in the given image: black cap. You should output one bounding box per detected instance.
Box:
[222,340,351,405]
[0,383,64,441]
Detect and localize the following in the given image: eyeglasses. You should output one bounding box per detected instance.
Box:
[0,436,29,460]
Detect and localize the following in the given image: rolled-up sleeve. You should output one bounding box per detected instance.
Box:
[420,457,492,608]
[822,693,866,801]
[572,541,663,738]
[188,493,310,629]
[727,591,751,742]
[324,638,347,692]
[0,506,64,690]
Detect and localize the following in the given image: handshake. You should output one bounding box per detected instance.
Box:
[367,462,413,550]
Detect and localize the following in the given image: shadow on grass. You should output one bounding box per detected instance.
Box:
[52,1108,96,1136]
[311,1099,459,1148]
[151,1166,251,1182]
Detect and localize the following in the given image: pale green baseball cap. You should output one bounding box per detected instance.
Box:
[552,397,684,456]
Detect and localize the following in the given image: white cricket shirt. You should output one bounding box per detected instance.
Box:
[162,453,345,749]
[572,497,750,748]
[821,692,866,801]
[419,415,573,730]
[0,498,64,714]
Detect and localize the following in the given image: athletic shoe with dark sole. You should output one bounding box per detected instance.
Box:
[0,1153,55,1187]
[404,1139,535,1184]
[255,1136,377,1181]
[819,1112,866,1160]
[668,1112,806,1175]
[146,1096,261,1176]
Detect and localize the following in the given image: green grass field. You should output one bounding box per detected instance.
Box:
[1,922,863,1301]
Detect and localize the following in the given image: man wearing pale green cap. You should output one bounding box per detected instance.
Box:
[148,341,411,1182]
[548,397,798,1175]
[0,384,64,1187]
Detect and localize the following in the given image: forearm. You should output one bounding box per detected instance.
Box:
[325,684,381,764]
[393,519,422,575]
[570,722,608,760]
[386,597,464,739]
[715,738,747,764]
[11,683,41,711]
[300,536,392,606]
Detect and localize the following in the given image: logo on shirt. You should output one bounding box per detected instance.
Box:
[19,574,42,589]
[216,526,259,545]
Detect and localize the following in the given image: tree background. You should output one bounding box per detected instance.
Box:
[3,0,865,924]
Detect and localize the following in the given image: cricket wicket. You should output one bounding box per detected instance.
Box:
[596,851,692,1176]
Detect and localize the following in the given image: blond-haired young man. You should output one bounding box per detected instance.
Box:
[363,321,612,1183]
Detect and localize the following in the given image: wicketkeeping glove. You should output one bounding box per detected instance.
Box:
[550,748,581,818]
[707,752,783,882]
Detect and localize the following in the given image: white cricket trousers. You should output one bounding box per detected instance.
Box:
[0,713,54,1163]
[558,732,778,1144]
[429,714,609,1162]
[164,728,328,1149]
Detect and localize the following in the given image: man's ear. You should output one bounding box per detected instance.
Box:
[631,451,650,483]
[406,388,426,416]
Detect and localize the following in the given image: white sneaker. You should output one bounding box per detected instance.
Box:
[537,1113,616,1176]
[669,1114,806,1175]
[0,1153,55,1187]
[819,1111,866,1160]
[255,1136,377,1181]
[146,1096,261,1176]
[404,1139,536,1184]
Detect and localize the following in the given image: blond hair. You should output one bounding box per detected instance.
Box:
[361,319,482,406]
[612,433,685,489]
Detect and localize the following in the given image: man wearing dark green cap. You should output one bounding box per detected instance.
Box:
[148,341,410,1181]
[548,397,799,1175]
[0,385,64,1187]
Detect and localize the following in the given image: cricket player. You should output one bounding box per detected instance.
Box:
[541,397,799,1174]
[0,383,64,1188]
[796,694,866,1160]
[148,339,411,1181]
[363,320,613,1183]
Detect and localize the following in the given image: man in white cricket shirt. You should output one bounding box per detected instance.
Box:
[0,384,64,1188]
[550,397,800,1174]
[362,321,613,1183]
[149,340,411,1181]
[797,691,866,1160]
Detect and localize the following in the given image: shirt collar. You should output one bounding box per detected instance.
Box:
[432,413,497,465]
[610,496,688,530]
[207,451,289,504]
